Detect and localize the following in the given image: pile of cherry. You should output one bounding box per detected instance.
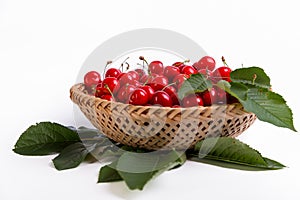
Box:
[83,56,236,108]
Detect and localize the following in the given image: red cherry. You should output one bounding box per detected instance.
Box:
[194,56,216,71]
[213,66,232,82]
[102,77,120,94]
[117,72,135,85]
[105,68,121,78]
[163,66,180,80]
[135,69,146,77]
[163,86,179,105]
[128,70,140,81]
[172,105,181,108]
[100,94,113,101]
[173,74,189,89]
[129,88,149,105]
[182,94,204,107]
[172,61,186,70]
[84,71,101,87]
[215,87,228,104]
[139,85,155,102]
[181,65,198,76]
[149,61,164,74]
[95,83,109,97]
[151,91,173,107]
[202,88,218,106]
[149,75,169,91]
[117,85,136,103]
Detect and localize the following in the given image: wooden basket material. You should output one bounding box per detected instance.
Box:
[70,83,256,150]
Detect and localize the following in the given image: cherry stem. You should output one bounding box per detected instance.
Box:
[252,74,257,85]
[119,57,130,72]
[103,60,113,78]
[139,56,151,75]
[162,82,177,91]
[104,84,116,101]
[183,59,190,63]
[221,56,229,67]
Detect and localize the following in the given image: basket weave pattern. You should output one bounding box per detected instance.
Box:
[70,84,256,150]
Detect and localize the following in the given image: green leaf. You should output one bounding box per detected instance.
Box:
[13,122,81,155]
[230,67,271,89]
[100,150,186,190]
[178,73,212,99]
[240,86,296,131]
[52,142,91,170]
[98,161,123,183]
[187,137,285,170]
[216,80,248,101]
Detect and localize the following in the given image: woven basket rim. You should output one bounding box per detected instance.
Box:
[70,83,251,113]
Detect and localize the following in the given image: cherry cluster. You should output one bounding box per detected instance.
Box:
[83,56,235,108]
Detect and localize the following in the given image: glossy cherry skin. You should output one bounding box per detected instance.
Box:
[173,74,189,89]
[194,56,216,71]
[139,85,155,103]
[117,72,135,85]
[105,68,121,78]
[84,71,101,87]
[129,88,149,105]
[102,77,120,94]
[135,69,146,77]
[163,86,179,105]
[117,85,136,103]
[100,94,113,101]
[215,87,229,104]
[163,66,180,80]
[202,88,218,106]
[151,91,173,107]
[182,94,204,107]
[181,65,198,76]
[213,66,232,82]
[149,61,164,74]
[149,75,169,91]
[128,70,140,81]
[95,83,109,97]
[172,61,186,70]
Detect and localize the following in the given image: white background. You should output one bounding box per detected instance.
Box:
[1,0,300,199]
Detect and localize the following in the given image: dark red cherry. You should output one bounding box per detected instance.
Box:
[117,85,136,103]
[149,61,164,74]
[117,72,135,85]
[213,66,232,82]
[194,56,216,71]
[84,71,101,87]
[128,70,140,81]
[105,68,121,78]
[149,75,169,91]
[173,74,189,89]
[102,77,120,93]
[163,66,180,80]
[181,65,198,76]
[151,91,173,107]
[163,86,179,105]
[182,94,204,107]
[139,85,155,102]
[100,94,113,101]
[129,88,149,106]
[202,88,218,106]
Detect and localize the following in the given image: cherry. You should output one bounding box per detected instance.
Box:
[149,75,169,91]
[193,56,216,71]
[149,61,164,74]
[95,83,109,97]
[100,94,113,101]
[128,70,140,81]
[202,88,218,106]
[105,68,121,78]
[172,105,181,108]
[102,77,120,94]
[135,69,146,77]
[182,94,204,107]
[181,65,198,76]
[163,66,180,80]
[117,72,135,85]
[163,86,179,105]
[215,87,228,104]
[117,84,136,103]
[213,66,232,82]
[172,60,190,70]
[139,85,155,102]
[151,91,173,107]
[173,74,189,89]
[84,71,101,87]
[129,88,149,106]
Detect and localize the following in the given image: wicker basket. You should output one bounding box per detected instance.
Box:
[70,83,256,150]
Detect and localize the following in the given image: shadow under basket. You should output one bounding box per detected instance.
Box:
[70,83,256,150]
